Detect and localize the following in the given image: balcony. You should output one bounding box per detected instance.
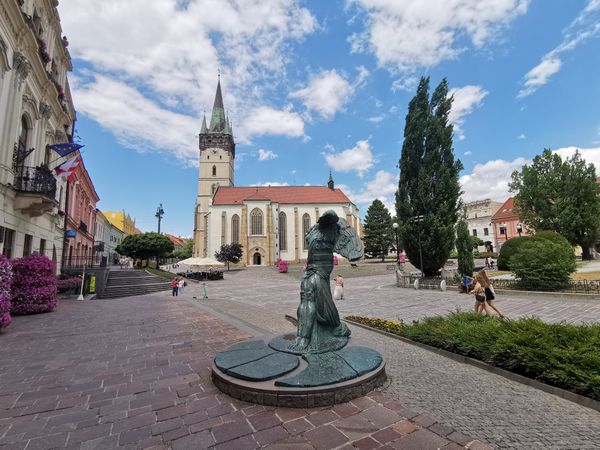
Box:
[79,221,88,234]
[14,165,58,217]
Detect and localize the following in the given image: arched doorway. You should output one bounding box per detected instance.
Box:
[253,252,261,265]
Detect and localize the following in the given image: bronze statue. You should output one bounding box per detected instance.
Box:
[290,210,363,352]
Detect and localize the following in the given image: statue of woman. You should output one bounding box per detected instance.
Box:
[290,210,363,352]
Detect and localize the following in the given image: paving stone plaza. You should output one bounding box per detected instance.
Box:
[1,267,600,449]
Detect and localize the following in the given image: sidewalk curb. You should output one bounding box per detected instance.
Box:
[344,318,600,413]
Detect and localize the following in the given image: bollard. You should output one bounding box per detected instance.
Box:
[202,282,208,299]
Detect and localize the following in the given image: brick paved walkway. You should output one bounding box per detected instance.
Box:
[192,267,600,449]
[0,291,487,449]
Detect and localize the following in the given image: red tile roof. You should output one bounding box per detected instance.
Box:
[212,186,352,205]
[491,197,517,221]
[165,234,186,247]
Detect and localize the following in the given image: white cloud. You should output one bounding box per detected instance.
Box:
[517,133,527,140]
[391,76,418,92]
[554,146,600,171]
[448,85,489,140]
[256,181,289,186]
[258,148,278,161]
[339,170,398,213]
[460,158,529,202]
[368,115,385,123]
[518,1,600,97]
[349,0,528,72]
[58,0,316,160]
[464,151,473,156]
[242,106,305,140]
[324,139,373,177]
[291,69,358,119]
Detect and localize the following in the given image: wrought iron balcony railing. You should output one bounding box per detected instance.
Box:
[14,165,57,199]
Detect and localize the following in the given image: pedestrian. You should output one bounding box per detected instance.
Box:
[333,274,344,300]
[178,277,185,295]
[478,269,504,317]
[485,256,490,268]
[471,273,491,315]
[171,278,179,297]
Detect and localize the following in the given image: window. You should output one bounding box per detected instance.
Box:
[23,234,33,257]
[499,226,507,235]
[279,212,287,251]
[302,213,311,249]
[250,208,263,235]
[39,239,46,255]
[1,228,14,259]
[472,229,477,237]
[231,214,240,244]
[212,165,217,176]
[483,228,489,236]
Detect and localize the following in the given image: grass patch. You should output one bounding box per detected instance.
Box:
[146,268,174,280]
[346,312,600,401]
[571,271,600,281]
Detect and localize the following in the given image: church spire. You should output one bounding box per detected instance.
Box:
[328,170,334,190]
[209,78,226,132]
[200,114,207,133]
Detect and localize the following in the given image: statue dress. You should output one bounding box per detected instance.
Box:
[290,210,363,353]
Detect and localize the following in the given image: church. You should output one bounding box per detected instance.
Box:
[192,80,361,266]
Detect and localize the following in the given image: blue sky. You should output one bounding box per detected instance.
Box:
[57,0,600,237]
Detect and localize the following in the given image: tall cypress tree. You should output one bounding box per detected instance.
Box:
[363,199,393,262]
[395,77,462,275]
[456,219,474,276]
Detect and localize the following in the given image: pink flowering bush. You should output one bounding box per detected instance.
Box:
[277,259,288,273]
[11,254,57,315]
[57,276,81,294]
[0,254,12,329]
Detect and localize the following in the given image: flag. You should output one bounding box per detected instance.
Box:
[54,155,80,179]
[47,143,83,157]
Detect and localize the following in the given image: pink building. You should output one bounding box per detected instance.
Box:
[491,197,530,250]
[63,156,100,267]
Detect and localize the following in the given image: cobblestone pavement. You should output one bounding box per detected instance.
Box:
[0,291,488,449]
[189,267,600,449]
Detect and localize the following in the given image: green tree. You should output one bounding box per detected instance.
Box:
[510,149,600,259]
[173,240,193,259]
[395,77,462,275]
[215,243,243,270]
[363,199,393,262]
[456,220,474,276]
[115,233,174,267]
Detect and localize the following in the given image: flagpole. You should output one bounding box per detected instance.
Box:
[61,178,70,270]
[47,147,85,168]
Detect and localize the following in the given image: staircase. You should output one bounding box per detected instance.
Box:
[98,269,172,299]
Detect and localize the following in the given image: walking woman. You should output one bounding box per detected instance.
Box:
[477,270,504,317]
[471,273,491,316]
[171,278,179,297]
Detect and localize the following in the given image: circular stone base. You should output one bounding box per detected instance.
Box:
[211,337,387,408]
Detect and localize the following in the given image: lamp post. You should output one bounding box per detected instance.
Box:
[411,214,424,278]
[392,222,400,264]
[155,203,164,233]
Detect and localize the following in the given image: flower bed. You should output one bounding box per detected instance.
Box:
[57,276,80,294]
[0,254,12,329]
[345,312,600,401]
[11,254,57,315]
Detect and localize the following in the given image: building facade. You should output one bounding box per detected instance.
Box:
[103,210,138,235]
[193,81,361,265]
[463,199,503,252]
[0,0,76,270]
[491,197,530,250]
[63,157,99,267]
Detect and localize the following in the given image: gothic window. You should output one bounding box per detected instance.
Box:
[279,212,287,251]
[212,165,216,176]
[231,214,240,244]
[302,213,310,249]
[250,208,263,235]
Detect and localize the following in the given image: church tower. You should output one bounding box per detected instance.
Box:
[193,78,235,257]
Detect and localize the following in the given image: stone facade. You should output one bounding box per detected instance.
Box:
[462,199,503,252]
[0,0,76,272]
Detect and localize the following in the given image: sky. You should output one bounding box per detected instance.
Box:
[57,0,600,237]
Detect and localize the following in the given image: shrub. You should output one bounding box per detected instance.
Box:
[57,276,81,294]
[345,316,404,335]
[477,251,498,259]
[277,259,288,273]
[11,254,57,315]
[510,233,576,290]
[0,254,12,329]
[497,236,527,270]
[456,220,474,276]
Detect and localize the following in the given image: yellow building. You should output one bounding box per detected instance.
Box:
[102,211,137,235]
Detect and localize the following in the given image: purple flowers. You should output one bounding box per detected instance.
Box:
[0,254,12,329]
[10,254,57,315]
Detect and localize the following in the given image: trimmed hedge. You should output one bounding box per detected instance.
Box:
[0,254,12,329]
[346,313,600,401]
[11,254,57,315]
[497,236,527,270]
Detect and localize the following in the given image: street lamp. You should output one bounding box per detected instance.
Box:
[155,203,164,234]
[392,222,400,264]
